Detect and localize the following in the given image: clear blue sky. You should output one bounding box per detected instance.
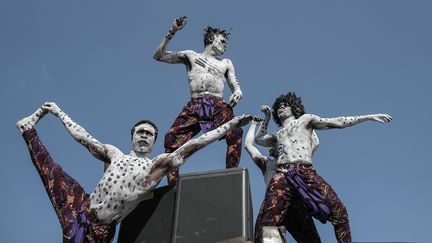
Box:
[1,1,431,242]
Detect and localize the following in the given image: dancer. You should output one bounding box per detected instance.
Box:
[154,17,243,184]
[17,102,251,242]
[245,117,321,243]
[254,92,392,243]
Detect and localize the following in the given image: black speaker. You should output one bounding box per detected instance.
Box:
[117,168,253,243]
[172,168,253,243]
[118,185,176,243]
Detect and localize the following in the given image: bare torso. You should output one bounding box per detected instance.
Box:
[89,155,157,224]
[185,51,228,98]
[275,118,315,165]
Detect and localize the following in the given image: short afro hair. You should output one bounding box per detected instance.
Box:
[203,26,230,47]
[272,92,305,127]
[130,120,158,142]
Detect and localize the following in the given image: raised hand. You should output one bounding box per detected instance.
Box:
[261,105,271,118]
[172,16,187,32]
[42,102,62,117]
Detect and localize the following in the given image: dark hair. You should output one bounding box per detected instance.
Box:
[203,26,230,47]
[130,120,158,141]
[272,92,305,127]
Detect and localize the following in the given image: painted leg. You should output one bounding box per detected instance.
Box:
[21,129,89,241]
[19,122,115,242]
[254,172,292,243]
[262,226,285,243]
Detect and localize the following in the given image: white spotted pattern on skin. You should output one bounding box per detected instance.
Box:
[89,155,155,224]
[275,121,314,165]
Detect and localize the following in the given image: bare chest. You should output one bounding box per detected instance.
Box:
[189,55,226,78]
[276,120,305,139]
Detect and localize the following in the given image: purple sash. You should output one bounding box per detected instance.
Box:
[285,168,330,223]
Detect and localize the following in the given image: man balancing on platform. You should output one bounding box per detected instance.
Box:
[154,17,243,184]
[245,116,321,242]
[17,102,251,242]
[253,92,392,243]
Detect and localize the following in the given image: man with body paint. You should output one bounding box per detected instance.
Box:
[253,92,392,243]
[154,17,243,184]
[17,102,251,242]
[245,116,321,242]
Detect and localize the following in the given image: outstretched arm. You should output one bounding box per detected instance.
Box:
[225,59,242,107]
[255,105,277,147]
[307,113,392,130]
[244,117,268,174]
[167,115,252,168]
[42,102,123,165]
[153,16,189,63]
[149,115,252,180]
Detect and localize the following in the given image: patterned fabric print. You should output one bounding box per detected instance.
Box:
[285,167,330,223]
[22,129,116,243]
[254,163,351,243]
[164,96,243,184]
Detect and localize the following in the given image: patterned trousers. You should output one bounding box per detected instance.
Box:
[255,163,351,243]
[22,129,116,243]
[164,96,243,184]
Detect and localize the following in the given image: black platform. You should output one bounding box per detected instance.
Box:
[118,168,253,243]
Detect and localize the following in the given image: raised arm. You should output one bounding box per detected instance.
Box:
[153,16,189,63]
[42,102,122,164]
[255,105,277,147]
[307,113,392,130]
[225,59,242,107]
[244,117,268,174]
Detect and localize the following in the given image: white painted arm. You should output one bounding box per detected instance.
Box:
[307,113,392,130]
[244,118,268,173]
[255,105,276,147]
[42,102,122,163]
[153,17,188,63]
[225,59,242,107]
[168,115,253,168]
[150,115,252,180]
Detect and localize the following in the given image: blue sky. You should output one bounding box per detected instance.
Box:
[1,1,431,242]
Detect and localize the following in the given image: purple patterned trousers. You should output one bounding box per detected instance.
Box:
[22,129,116,243]
[164,96,243,184]
[255,163,351,243]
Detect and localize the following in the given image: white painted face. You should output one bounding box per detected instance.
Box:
[211,34,227,55]
[132,123,156,154]
[277,102,293,121]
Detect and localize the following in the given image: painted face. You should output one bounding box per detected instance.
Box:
[277,102,293,120]
[211,34,227,55]
[132,123,156,154]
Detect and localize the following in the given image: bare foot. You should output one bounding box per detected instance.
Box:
[16,108,47,132]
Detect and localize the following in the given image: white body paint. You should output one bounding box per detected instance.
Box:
[89,155,154,223]
[245,119,318,187]
[255,103,392,165]
[17,102,252,225]
[262,226,285,243]
[153,17,242,106]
